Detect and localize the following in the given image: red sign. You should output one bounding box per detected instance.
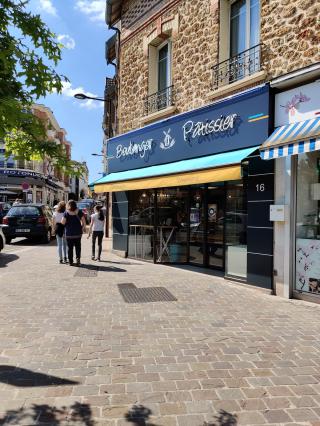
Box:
[21,182,29,191]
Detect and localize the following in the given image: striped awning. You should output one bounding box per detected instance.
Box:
[260,117,320,160]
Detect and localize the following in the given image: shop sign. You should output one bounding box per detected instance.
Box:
[0,168,43,179]
[275,81,320,127]
[108,85,270,173]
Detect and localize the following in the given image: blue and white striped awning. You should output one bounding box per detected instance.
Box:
[260,117,320,160]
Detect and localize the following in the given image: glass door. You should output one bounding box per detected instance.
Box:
[207,185,225,269]
[189,186,206,265]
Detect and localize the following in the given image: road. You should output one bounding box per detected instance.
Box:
[1,237,320,425]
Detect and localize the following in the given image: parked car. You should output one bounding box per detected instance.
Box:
[0,225,6,252]
[2,204,54,244]
[0,202,11,224]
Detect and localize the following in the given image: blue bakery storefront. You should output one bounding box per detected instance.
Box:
[94,85,274,290]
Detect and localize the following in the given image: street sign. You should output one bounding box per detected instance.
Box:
[21,182,29,191]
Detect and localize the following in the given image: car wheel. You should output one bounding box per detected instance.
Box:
[43,229,51,244]
[0,236,3,252]
[5,237,12,244]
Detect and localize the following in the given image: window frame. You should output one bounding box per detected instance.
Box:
[228,0,260,58]
[156,40,172,93]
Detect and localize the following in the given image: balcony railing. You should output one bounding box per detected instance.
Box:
[212,44,264,90]
[144,85,175,116]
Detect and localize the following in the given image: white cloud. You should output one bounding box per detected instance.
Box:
[61,82,103,110]
[75,0,105,22]
[57,34,76,50]
[39,0,57,16]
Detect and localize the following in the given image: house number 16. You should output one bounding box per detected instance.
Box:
[256,183,265,192]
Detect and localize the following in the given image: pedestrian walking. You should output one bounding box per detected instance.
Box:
[88,205,105,261]
[53,201,67,264]
[61,200,86,266]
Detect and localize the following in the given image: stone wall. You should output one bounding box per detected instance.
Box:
[118,0,320,135]
[261,0,320,78]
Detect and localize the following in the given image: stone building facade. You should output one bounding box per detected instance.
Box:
[100,0,320,299]
[113,0,319,134]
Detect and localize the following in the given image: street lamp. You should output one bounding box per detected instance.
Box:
[74,93,108,102]
[91,153,104,157]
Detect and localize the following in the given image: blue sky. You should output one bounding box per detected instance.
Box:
[29,0,114,182]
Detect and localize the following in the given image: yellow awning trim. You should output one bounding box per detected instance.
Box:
[94,165,241,193]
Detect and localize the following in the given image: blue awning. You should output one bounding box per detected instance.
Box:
[94,146,258,192]
[260,117,320,160]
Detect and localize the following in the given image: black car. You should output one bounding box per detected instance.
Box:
[2,204,54,244]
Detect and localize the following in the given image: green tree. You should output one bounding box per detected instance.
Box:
[0,0,84,176]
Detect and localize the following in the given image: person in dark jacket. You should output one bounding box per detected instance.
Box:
[61,200,86,266]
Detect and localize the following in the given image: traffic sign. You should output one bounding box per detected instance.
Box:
[21,182,29,191]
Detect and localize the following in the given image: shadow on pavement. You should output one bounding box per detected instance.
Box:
[0,366,78,387]
[125,404,157,426]
[0,253,19,268]
[99,260,143,266]
[0,402,94,426]
[205,409,238,425]
[9,238,55,247]
[79,263,127,273]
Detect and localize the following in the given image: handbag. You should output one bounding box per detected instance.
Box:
[55,222,65,237]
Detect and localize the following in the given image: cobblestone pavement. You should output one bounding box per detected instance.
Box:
[1,237,320,426]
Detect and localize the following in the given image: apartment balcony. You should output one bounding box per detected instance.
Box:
[211,44,266,94]
[143,85,176,123]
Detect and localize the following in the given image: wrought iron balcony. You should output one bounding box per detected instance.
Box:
[212,44,264,90]
[144,85,175,116]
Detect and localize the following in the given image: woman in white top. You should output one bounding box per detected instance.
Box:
[88,205,105,261]
[53,201,67,263]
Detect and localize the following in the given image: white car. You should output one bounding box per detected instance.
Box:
[0,225,6,252]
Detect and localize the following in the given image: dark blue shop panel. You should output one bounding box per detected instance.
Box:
[113,218,128,235]
[108,86,270,173]
[248,201,273,228]
[113,233,128,252]
[248,156,274,176]
[112,191,128,203]
[112,201,129,219]
[247,227,273,255]
[247,253,273,289]
[247,174,274,202]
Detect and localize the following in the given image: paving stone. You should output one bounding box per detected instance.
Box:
[126,382,152,393]
[166,391,193,402]
[159,402,187,415]
[286,408,319,422]
[237,411,266,424]
[216,388,245,400]
[263,409,292,423]
[177,414,206,426]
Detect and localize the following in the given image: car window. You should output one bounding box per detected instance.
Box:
[8,207,40,216]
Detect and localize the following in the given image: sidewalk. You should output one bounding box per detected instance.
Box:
[1,236,320,425]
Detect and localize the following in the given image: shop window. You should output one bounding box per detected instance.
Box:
[295,151,320,295]
[225,181,248,278]
[128,190,155,261]
[156,187,188,263]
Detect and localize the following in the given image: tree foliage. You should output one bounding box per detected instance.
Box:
[0,0,84,176]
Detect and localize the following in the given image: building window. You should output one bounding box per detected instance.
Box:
[214,0,261,88]
[230,0,260,57]
[158,42,171,92]
[295,151,320,295]
[145,40,174,115]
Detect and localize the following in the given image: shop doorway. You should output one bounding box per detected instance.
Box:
[189,184,225,269]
